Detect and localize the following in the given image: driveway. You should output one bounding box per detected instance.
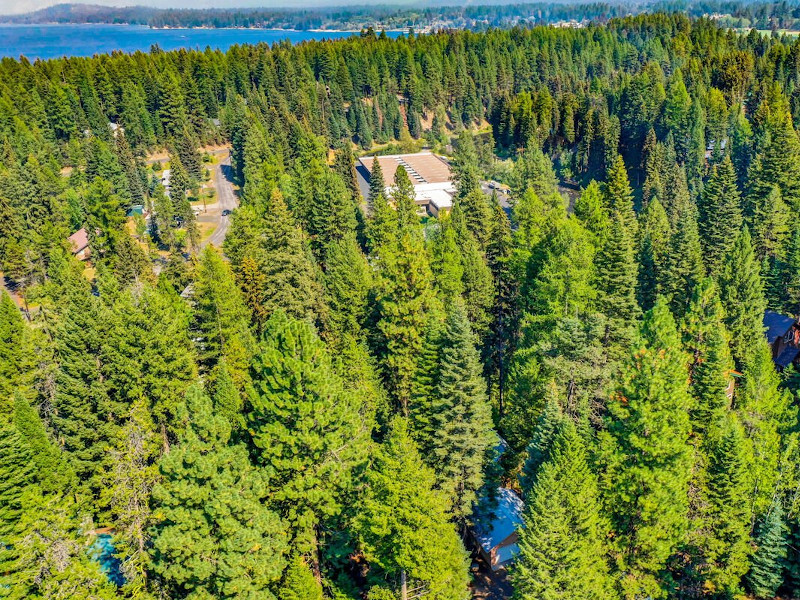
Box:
[201,155,238,249]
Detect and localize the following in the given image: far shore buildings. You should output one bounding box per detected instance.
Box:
[356,152,456,217]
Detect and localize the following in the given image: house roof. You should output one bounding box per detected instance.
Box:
[764,310,796,344]
[776,346,799,369]
[68,228,89,252]
[473,487,524,554]
[358,152,453,186]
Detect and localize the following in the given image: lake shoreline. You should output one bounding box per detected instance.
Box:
[0,23,404,60]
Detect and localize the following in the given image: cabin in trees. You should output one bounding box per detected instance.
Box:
[471,487,525,571]
[764,310,800,370]
[67,228,91,261]
[356,152,456,217]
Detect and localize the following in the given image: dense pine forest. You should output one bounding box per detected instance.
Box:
[1,12,800,600]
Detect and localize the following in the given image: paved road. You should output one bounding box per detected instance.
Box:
[201,155,238,249]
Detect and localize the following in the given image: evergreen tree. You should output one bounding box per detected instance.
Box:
[150,385,287,599]
[746,501,788,599]
[514,419,615,600]
[392,165,418,232]
[367,187,398,257]
[451,130,481,198]
[368,157,386,205]
[323,233,372,340]
[637,196,671,311]
[248,314,371,557]
[333,145,360,204]
[738,340,793,517]
[279,556,323,600]
[193,246,256,392]
[680,278,734,433]
[430,219,465,304]
[604,154,637,236]
[13,392,72,495]
[51,275,112,500]
[104,283,198,442]
[699,416,753,596]
[753,185,791,269]
[718,227,766,368]
[0,416,35,579]
[376,223,436,413]
[519,393,564,497]
[485,192,517,417]
[595,210,639,355]
[3,487,118,600]
[420,302,494,519]
[450,202,494,337]
[698,156,743,276]
[460,188,493,250]
[664,200,705,318]
[574,180,610,250]
[746,96,800,212]
[0,291,35,411]
[600,299,693,600]
[251,189,324,323]
[100,396,159,596]
[354,417,470,600]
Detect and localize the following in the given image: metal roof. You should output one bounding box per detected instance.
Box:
[358,152,453,186]
[764,310,796,344]
[473,487,524,554]
[776,346,799,369]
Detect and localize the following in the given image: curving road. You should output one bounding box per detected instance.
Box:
[201,154,238,249]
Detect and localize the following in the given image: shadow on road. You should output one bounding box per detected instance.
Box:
[219,163,235,185]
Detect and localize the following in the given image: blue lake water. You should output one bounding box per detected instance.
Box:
[0,23,398,60]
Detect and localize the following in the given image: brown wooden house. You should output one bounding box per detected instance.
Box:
[764,310,800,371]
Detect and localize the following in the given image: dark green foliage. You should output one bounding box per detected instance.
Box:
[354,417,470,600]
[0,291,35,412]
[637,196,671,311]
[514,419,615,600]
[415,302,494,519]
[368,156,386,205]
[600,299,693,599]
[718,227,766,368]
[700,416,753,596]
[698,156,743,276]
[664,200,705,319]
[604,155,637,236]
[249,314,371,554]
[150,385,287,599]
[193,246,255,391]
[680,278,734,433]
[595,210,639,353]
[51,275,112,498]
[1,15,799,600]
[0,416,35,551]
[375,222,436,412]
[746,502,788,599]
[519,394,563,496]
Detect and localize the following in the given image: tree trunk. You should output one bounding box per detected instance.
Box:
[401,569,408,600]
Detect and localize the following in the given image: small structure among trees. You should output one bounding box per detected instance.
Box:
[763,309,800,370]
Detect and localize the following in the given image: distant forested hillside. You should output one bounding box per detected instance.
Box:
[9,1,800,31]
[0,13,799,600]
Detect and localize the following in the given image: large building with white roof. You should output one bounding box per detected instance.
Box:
[356,152,455,217]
